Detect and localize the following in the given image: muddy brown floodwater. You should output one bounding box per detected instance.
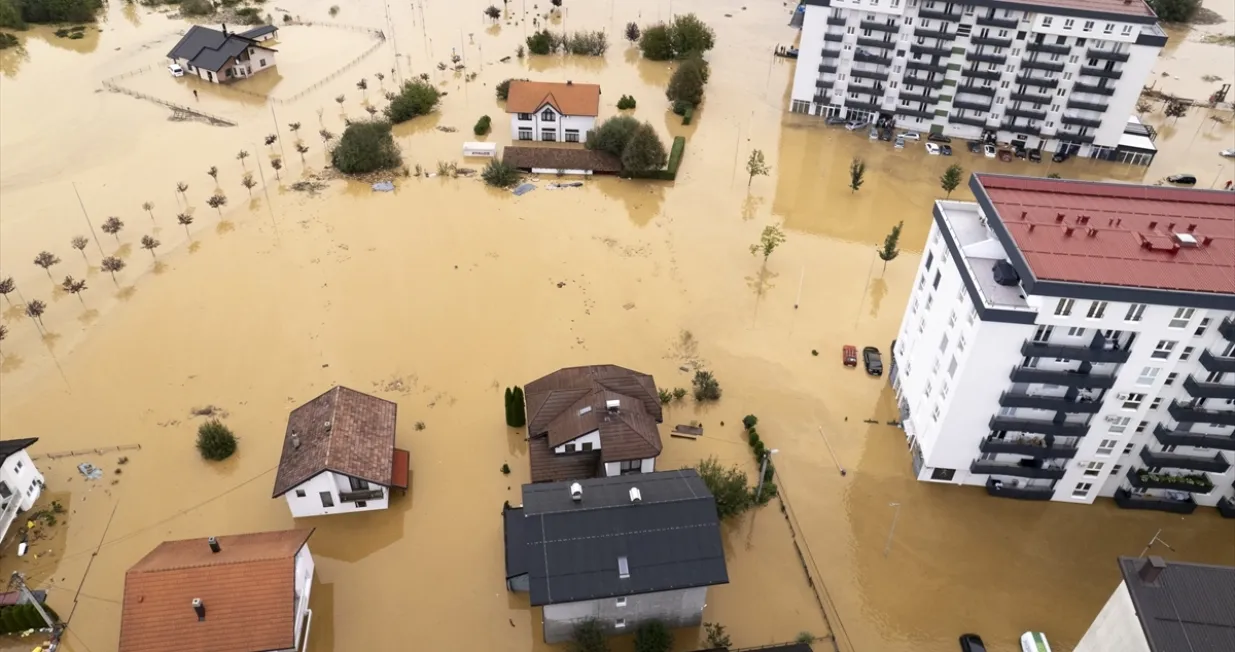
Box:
[1,1,1233,652]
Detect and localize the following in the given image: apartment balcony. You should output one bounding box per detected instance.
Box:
[953,99,992,112]
[1073,82,1116,96]
[861,20,900,33]
[1140,448,1231,474]
[918,9,961,21]
[896,107,937,119]
[850,83,886,97]
[972,36,1013,48]
[1002,121,1043,137]
[914,27,955,41]
[1017,75,1059,89]
[989,415,1089,438]
[816,79,834,90]
[971,459,1067,480]
[904,75,947,89]
[1169,401,1235,427]
[908,60,948,74]
[819,63,838,74]
[1154,424,1235,452]
[898,91,937,104]
[966,52,1006,65]
[827,16,847,26]
[1058,131,1096,144]
[1219,317,1235,343]
[1010,91,1051,105]
[852,69,890,82]
[998,391,1102,413]
[1067,98,1109,112]
[1027,41,1071,55]
[824,33,844,43]
[1006,106,1046,121]
[913,44,954,58]
[1021,58,1064,73]
[1219,496,1235,518]
[1114,488,1197,514]
[1062,115,1101,128]
[976,15,1019,29]
[822,48,843,59]
[1020,340,1131,364]
[949,113,994,128]
[1087,48,1130,62]
[845,99,883,113]
[1201,349,1235,374]
[981,435,1079,459]
[1126,467,1214,494]
[985,477,1053,501]
[813,94,830,105]
[1081,66,1123,80]
[855,50,892,66]
[858,37,897,51]
[339,488,385,503]
[961,68,1002,82]
[958,84,997,97]
[1009,367,1117,389]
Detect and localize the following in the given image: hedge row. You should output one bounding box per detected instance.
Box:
[620,136,686,181]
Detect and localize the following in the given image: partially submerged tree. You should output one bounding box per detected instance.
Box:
[70,236,90,261]
[140,235,161,258]
[197,419,238,461]
[496,77,528,100]
[525,28,555,55]
[704,623,732,650]
[665,55,708,105]
[692,370,721,401]
[586,115,640,158]
[696,456,752,520]
[33,252,60,279]
[295,143,310,163]
[940,163,963,198]
[569,619,608,652]
[176,181,189,199]
[265,134,278,149]
[142,201,155,221]
[504,386,527,427]
[270,158,283,180]
[746,149,770,187]
[177,213,194,238]
[669,13,716,58]
[878,221,903,272]
[100,256,126,285]
[0,277,15,304]
[241,173,257,197]
[484,4,500,20]
[621,122,668,172]
[206,193,228,217]
[624,22,640,43]
[1164,98,1188,121]
[385,79,440,123]
[356,78,367,96]
[749,224,786,262]
[482,159,520,188]
[849,157,867,193]
[101,216,124,242]
[24,299,46,329]
[236,150,250,170]
[207,165,219,182]
[61,275,87,305]
[288,121,302,136]
[638,22,674,60]
[319,128,334,144]
[331,120,402,174]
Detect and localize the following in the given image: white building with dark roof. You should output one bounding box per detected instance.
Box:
[892,173,1235,515]
[167,24,278,84]
[0,438,43,546]
[790,0,1167,161]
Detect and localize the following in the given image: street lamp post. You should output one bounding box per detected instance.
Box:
[755,449,779,502]
[883,502,901,557]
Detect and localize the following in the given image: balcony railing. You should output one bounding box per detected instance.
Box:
[990,415,1089,438]
[1087,48,1130,62]
[852,69,890,82]
[1006,106,1047,120]
[824,33,844,43]
[1126,467,1214,494]
[918,9,961,21]
[966,52,1006,64]
[1081,66,1123,80]
[822,48,842,59]
[962,68,1002,81]
[972,36,1012,48]
[339,488,385,502]
[904,75,947,89]
[971,460,1067,480]
[1140,448,1231,474]
[1219,496,1235,518]
[896,107,936,119]
[1017,75,1059,89]
[981,435,1079,459]
[913,44,954,58]
[1201,349,1235,374]
[986,477,1053,501]
[1219,317,1235,343]
[898,91,937,104]
[1027,42,1070,55]
[1009,367,1117,389]
[813,94,830,104]
[1001,122,1043,137]
[1114,488,1197,514]
[846,99,883,113]
[1060,115,1100,129]
[998,391,1102,413]
[1067,99,1108,112]
[1073,82,1116,96]
[858,37,897,50]
[1186,376,1235,401]
[908,60,948,74]
[959,84,997,96]
[1154,424,1235,452]
[816,79,834,90]
[827,16,847,26]
[850,83,885,97]
[1010,91,1051,105]
[914,28,954,41]
[977,15,1019,29]
[1058,131,1096,144]
[1021,59,1064,73]
[861,20,900,33]
[953,99,992,112]
[1020,340,1130,364]
[855,51,892,66]
[1169,401,1235,427]
[949,113,993,128]
[819,63,838,74]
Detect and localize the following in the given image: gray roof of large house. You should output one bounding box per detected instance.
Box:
[167,25,270,72]
[0,438,38,465]
[506,469,728,606]
[237,25,278,39]
[1117,556,1235,652]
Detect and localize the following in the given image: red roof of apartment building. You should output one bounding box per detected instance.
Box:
[1018,0,1155,19]
[972,174,1235,296]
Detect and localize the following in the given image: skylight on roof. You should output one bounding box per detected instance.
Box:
[578,405,592,416]
[618,556,630,579]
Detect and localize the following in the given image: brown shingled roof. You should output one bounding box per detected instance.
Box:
[506,80,601,117]
[119,529,313,652]
[502,146,622,173]
[273,386,398,498]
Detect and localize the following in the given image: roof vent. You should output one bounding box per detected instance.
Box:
[578,405,592,416]
[290,433,301,450]
[566,80,574,85]
[992,261,1019,286]
[1055,213,1065,222]
[1186,223,1197,232]
[207,536,220,553]
[1064,226,1075,237]
[1148,221,1158,230]
[1139,556,1166,584]
[323,421,332,431]
[629,487,642,503]
[570,482,583,502]
[192,598,206,621]
[1173,232,1199,247]
[606,399,620,412]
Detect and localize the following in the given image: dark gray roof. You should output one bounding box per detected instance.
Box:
[508,469,727,606]
[167,26,268,72]
[237,25,278,39]
[503,505,527,580]
[1118,556,1235,652]
[0,438,38,465]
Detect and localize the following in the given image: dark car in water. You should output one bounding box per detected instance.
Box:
[1052,150,1071,163]
[825,116,848,126]
[928,133,952,143]
[1166,173,1197,186]
[1028,149,1042,163]
[940,144,953,156]
[967,141,982,154]
[959,634,987,652]
[862,346,883,376]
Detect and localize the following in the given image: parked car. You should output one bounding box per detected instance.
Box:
[1015,148,1028,159]
[1052,150,1071,163]
[1166,173,1197,186]
[842,345,858,367]
[928,133,952,143]
[940,144,953,156]
[967,141,982,154]
[959,634,987,652]
[900,131,922,141]
[825,116,848,126]
[870,127,880,140]
[1020,632,1052,652]
[1028,150,1042,163]
[983,144,997,158]
[925,143,942,155]
[168,63,185,77]
[879,128,893,142]
[894,136,905,149]
[1222,148,1235,158]
[862,347,883,376]
[845,120,866,131]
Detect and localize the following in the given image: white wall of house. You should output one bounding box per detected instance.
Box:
[554,430,601,453]
[284,471,389,518]
[0,448,44,544]
[290,544,315,652]
[602,458,656,477]
[509,105,595,143]
[1073,582,1152,652]
[541,586,708,643]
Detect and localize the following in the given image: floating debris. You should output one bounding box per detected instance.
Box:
[512,182,536,196]
[77,463,103,480]
[372,181,395,192]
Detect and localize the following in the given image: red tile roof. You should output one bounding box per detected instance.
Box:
[974,174,1235,295]
[273,386,398,497]
[506,80,601,117]
[1012,0,1154,19]
[120,529,313,652]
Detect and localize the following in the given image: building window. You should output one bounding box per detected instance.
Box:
[930,468,956,481]
[924,381,934,398]
[541,129,557,141]
[1124,303,1145,321]
[1067,327,1086,337]
[1042,17,1052,28]
[1071,482,1092,498]
[1123,443,1136,455]
[564,443,576,452]
[616,598,627,607]
[1086,301,1107,319]
[947,311,957,328]
[1149,397,1163,411]
[1164,372,1178,386]
[932,270,942,289]
[947,356,958,377]
[581,442,594,451]
[1169,307,1194,328]
[1083,461,1104,477]
[1063,19,1074,30]
[1108,417,1131,433]
[1121,25,1133,36]
[1151,340,1177,359]
[541,109,556,121]
[1055,298,1074,316]
[1195,318,1211,336]
[517,113,533,121]
[940,383,949,400]
[1103,23,1114,35]
[1082,20,1094,33]
[615,619,626,629]
[349,477,369,491]
[1096,439,1117,456]
[294,489,306,497]
[939,334,949,353]
[931,405,940,421]
[925,251,934,270]
[618,555,630,578]
[957,335,966,352]
[0,483,9,500]
[1122,393,1145,410]
[925,296,934,311]
[790,100,810,113]
[14,461,21,472]
[517,128,533,140]
[619,460,642,474]
[564,129,580,143]
[1135,367,1160,386]
[320,492,334,508]
[356,501,367,508]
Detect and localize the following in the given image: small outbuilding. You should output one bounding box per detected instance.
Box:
[502,146,621,176]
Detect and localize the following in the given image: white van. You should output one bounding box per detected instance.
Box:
[1021,632,1051,652]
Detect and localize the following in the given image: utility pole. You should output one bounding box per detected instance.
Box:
[883,502,901,557]
[754,449,779,502]
[1138,528,1175,558]
[72,182,106,257]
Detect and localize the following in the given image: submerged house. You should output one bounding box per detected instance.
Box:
[506,80,600,143]
[119,529,316,652]
[273,386,410,518]
[504,470,729,643]
[524,365,664,483]
[167,24,278,84]
[0,438,44,546]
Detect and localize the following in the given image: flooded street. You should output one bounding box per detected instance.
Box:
[1,1,1233,652]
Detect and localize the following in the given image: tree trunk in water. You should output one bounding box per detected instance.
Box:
[110,272,118,286]
[184,226,192,239]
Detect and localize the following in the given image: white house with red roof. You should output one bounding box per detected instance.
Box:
[891,173,1235,516]
[505,80,601,143]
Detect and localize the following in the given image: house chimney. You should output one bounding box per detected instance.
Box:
[1202,236,1213,245]
[221,24,228,36]
[207,536,220,553]
[1139,556,1167,584]
[1186,223,1197,232]
[605,399,620,412]
[566,80,573,85]
[570,482,583,502]
[291,433,301,450]
[1064,226,1074,236]
[629,487,642,503]
[1055,213,1065,222]
[1148,221,1157,230]
[192,598,206,621]
[323,421,332,431]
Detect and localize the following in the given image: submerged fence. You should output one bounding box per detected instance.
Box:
[102,66,238,127]
[34,444,142,461]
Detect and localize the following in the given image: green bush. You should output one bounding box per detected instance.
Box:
[666,136,685,175]
[505,386,527,427]
[196,419,237,461]
[495,78,526,100]
[179,0,214,17]
[330,120,402,174]
[638,22,673,60]
[692,369,721,401]
[2,0,102,26]
[658,388,672,404]
[638,13,715,60]
[482,159,520,188]
[526,28,554,55]
[473,115,491,136]
[696,456,753,520]
[667,56,709,105]
[1146,0,1199,22]
[385,79,440,123]
[742,414,758,430]
[621,122,667,172]
[616,94,636,110]
[586,115,640,158]
[570,619,608,652]
[634,620,673,652]
[566,30,608,56]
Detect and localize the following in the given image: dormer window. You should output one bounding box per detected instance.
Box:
[541,109,557,121]
[517,113,533,120]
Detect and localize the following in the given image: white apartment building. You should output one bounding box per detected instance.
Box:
[891,173,1235,517]
[790,0,1167,161]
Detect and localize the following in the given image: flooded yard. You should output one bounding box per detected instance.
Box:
[1,1,1233,652]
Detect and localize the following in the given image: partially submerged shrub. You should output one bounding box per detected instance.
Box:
[692,370,721,401]
[586,115,640,158]
[482,159,520,188]
[526,28,554,55]
[330,120,402,174]
[385,79,440,123]
[567,30,608,56]
[473,115,492,136]
[197,419,237,461]
[616,94,637,110]
[696,456,752,520]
